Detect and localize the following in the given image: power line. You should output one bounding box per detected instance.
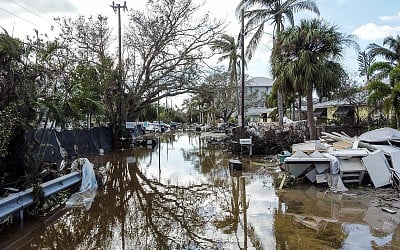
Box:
[18,0,47,15]
[10,0,44,20]
[0,7,36,26]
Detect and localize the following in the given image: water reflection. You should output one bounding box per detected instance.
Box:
[3,132,400,249]
[276,185,400,249]
[0,132,275,249]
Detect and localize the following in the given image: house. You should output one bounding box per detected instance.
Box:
[313,91,369,124]
[244,77,274,122]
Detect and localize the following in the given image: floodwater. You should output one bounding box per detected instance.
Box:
[1,132,400,249]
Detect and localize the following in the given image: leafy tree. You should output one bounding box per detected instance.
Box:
[237,0,320,127]
[53,15,117,132]
[0,15,115,182]
[69,61,106,128]
[0,30,46,180]
[272,19,356,139]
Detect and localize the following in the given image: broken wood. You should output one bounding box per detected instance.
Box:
[279,173,287,190]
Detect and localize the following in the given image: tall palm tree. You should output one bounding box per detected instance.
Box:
[211,34,241,122]
[272,18,356,139]
[367,35,400,129]
[237,0,319,127]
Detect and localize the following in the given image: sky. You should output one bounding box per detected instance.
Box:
[0,0,399,79]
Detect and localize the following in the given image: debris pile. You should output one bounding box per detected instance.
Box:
[228,122,307,155]
[282,127,400,191]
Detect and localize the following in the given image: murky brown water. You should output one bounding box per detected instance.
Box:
[1,132,400,249]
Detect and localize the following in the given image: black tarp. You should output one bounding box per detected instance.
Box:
[56,127,113,158]
[28,127,113,164]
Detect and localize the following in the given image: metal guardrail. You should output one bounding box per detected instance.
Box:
[0,172,82,221]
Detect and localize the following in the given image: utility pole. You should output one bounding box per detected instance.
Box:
[240,9,245,128]
[110,1,127,141]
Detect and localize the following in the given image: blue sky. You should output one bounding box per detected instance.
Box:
[0,0,399,80]
[318,0,400,45]
[241,0,400,78]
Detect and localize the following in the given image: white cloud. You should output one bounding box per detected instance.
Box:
[380,12,400,21]
[337,0,351,5]
[352,23,400,41]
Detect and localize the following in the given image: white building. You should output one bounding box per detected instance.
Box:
[245,77,274,122]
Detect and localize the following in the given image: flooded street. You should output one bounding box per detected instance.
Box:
[2,132,400,249]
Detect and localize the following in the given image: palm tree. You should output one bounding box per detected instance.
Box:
[237,0,319,127]
[272,18,356,139]
[368,35,400,66]
[367,35,400,128]
[211,34,241,123]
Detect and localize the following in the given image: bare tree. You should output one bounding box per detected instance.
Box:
[123,0,224,117]
[203,70,237,122]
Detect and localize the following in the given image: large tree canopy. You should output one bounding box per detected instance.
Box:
[124,0,224,117]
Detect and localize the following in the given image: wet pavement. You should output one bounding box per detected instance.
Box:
[1,132,400,249]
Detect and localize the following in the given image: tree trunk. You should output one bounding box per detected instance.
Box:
[277,88,284,127]
[306,90,317,140]
[275,17,284,128]
[291,101,295,120]
[298,94,302,121]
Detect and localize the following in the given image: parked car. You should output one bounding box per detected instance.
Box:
[170,122,178,130]
[144,123,163,132]
[218,122,237,131]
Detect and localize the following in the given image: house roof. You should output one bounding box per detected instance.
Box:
[246,107,272,116]
[313,90,368,108]
[247,77,274,87]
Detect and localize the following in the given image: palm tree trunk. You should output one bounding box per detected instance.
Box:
[277,88,284,126]
[298,94,302,121]
[292,102,295,120]
[234,69,240,125]
[306,90,317,140]
[275,16,284,128]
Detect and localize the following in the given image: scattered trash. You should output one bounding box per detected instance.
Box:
[66,158,98,211]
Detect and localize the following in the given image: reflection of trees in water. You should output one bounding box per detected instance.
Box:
[213,173,265,249]
[181,135,229,175]
[29,133,269,249]
[31,149,226,249]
